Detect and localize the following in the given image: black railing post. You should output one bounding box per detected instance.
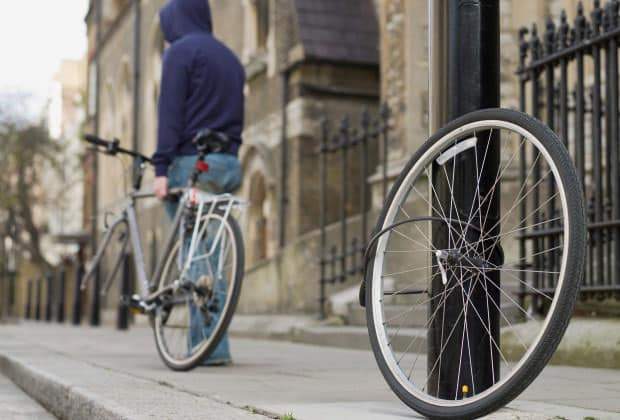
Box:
[360,110,370,267]
[380,105,390,201]
[592,1,605,289]
[544,17,558,293]
[559,11,570,149]
[518,27,529,310]
[574,3,586,187]
[319,118,329,319]
[339,117,349,284]
[609,0,620,285]
[428,0,501,398]
[530,23,543,312]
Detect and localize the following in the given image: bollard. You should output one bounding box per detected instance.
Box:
[57,268,66,323]
[25,279,33,319]
[72,262,84,325]
[117,252,132,330]
[35,278,42,321]
[45,273,53,322]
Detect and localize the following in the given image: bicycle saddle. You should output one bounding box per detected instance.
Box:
[192,128,231,154]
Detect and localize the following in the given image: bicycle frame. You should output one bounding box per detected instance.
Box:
[81,187,245,300]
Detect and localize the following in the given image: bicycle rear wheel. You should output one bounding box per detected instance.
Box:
[365,109,586,419]
[153,210,244,371]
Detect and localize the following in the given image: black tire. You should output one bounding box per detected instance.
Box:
[365,108,586,419]
[154,211,245,371]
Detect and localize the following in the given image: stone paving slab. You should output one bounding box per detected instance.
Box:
[0,322,618,420]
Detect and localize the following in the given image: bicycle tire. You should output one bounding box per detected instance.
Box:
[153,210,245,371]
[365,108,586,419]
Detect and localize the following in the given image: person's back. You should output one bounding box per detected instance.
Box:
[153,0,245,180]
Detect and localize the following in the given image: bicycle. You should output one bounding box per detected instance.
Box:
[81,130,245,371]
[360,109,586,419]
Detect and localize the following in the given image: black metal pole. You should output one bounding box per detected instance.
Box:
[428,0,500,399]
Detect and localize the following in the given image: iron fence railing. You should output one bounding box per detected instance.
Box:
[318,106,391,319]
[517,0,620,305]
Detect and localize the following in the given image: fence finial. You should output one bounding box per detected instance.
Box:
[519,27,529,68]
[592,0,603,35]
[530,23,541,60]
[559,10,570,49]
[613,0,620,26]
[545,16,556,55]
[574,1,587,42]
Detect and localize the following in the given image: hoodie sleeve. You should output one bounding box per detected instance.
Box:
[153,45,191,177]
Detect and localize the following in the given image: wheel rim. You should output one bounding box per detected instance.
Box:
[155,213,238,367]
[370,119,573,406]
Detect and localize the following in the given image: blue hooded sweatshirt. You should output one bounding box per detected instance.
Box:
[153,0,245,177]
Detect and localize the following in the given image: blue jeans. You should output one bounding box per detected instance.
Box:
[166,154,242,364]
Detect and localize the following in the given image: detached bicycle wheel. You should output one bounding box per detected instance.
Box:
[154,210,244,371]
[365,109,585,419]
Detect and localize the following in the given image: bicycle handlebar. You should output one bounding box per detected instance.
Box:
[83,134,153,164]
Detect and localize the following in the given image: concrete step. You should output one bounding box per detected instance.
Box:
[0,324,265,420]
[346,300,523,329]
[0,374,56,419]
[230,315,620,370]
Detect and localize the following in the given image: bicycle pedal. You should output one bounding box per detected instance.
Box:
[124,294,147,314]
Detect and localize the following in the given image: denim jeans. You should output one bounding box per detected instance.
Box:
[165,154,242,364]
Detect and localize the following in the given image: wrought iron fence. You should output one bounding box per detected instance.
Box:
[517,0,620,305]
[318,105,391,319]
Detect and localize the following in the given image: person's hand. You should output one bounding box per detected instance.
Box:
[154,176,169,200]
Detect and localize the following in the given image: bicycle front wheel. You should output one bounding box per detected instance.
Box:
[366,109,586,419]
[154,210,244,371]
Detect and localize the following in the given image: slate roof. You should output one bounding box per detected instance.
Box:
[294,0,379,66]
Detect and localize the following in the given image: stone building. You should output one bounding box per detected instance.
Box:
[82,0,597,320]
[83,0,380,318]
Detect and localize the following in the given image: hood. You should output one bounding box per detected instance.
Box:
[160,0,212,43]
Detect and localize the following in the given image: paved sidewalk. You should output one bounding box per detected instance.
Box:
[0,322,618,420]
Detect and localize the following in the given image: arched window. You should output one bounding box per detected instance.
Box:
[243,0,271,60]
[117,61,132,144]
[255,0,270,50]
[248,171,268,264]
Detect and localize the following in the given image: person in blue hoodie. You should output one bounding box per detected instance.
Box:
[153,0,245,366]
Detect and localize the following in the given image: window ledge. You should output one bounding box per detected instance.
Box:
[245,52,268,81]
